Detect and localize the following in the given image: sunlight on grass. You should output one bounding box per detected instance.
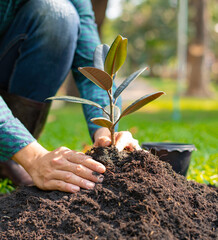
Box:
[124,95,218,112]
[0,179,15,194]
[141,77,218,112]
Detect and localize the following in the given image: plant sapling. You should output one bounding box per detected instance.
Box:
[47,35,164,146]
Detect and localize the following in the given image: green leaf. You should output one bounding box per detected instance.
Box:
[94,44,110,70]
[114,38,128,74]
[119,91,165,119]
[103,105,121,122]
[102,105,110,119]
[78,67,112,91]
[90,117,113,129]
[113,67,148,100]
[46,96,102,109]
[104,35,128,76]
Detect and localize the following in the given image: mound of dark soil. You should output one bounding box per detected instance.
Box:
[0,147,217,239]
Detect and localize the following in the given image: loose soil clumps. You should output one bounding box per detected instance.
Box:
[0,147,217,239]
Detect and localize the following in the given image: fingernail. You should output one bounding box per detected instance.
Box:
[92,172,104,183]
[97,165,106,173]
[71,186,80,192]
[98,175,104,183]
[86,181,95,189]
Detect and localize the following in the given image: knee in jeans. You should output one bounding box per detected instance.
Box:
[28,0,80,48]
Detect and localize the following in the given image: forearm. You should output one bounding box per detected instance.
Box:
[0,96,35,161]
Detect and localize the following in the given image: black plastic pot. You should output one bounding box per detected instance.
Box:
[141,143,196,176]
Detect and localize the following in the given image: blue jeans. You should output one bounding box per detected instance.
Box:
[0,0,80,102]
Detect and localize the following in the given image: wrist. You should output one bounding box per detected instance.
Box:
[12,141,48,175]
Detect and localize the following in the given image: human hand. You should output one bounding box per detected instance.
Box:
[12,141,106,193]
[94,127,141,151]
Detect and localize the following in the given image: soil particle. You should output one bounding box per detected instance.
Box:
[0,147,217,239]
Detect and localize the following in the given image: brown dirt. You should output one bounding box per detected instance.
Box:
[0,147,217,239]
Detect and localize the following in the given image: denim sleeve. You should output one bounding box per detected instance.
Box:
[71,0,122,140]
[0,96,35,162]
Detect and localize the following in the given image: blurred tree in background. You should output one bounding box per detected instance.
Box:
[104,0,178,76]
[68,0,217,98]
[99,0,218,97]
[187,0,210,97]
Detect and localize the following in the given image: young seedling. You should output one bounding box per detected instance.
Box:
[47,35,164,146]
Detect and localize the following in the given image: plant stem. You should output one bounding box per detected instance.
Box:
[111,126,115,146]
[108,90,115,146]
[101,107,110,117]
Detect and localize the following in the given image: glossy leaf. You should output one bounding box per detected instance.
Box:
[119,91,165,119]
[103,105,121,122]
[78,67,112,90]
[102,105,110,119]
[46,96,102,109]
[104,35,128,76]
[91,117,113,129]
[113,105,121,122]
[113,38,128,74]
[114,67,148,100]
[94,44,110,70]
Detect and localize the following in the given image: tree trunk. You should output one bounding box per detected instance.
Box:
[186,0,211,97]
